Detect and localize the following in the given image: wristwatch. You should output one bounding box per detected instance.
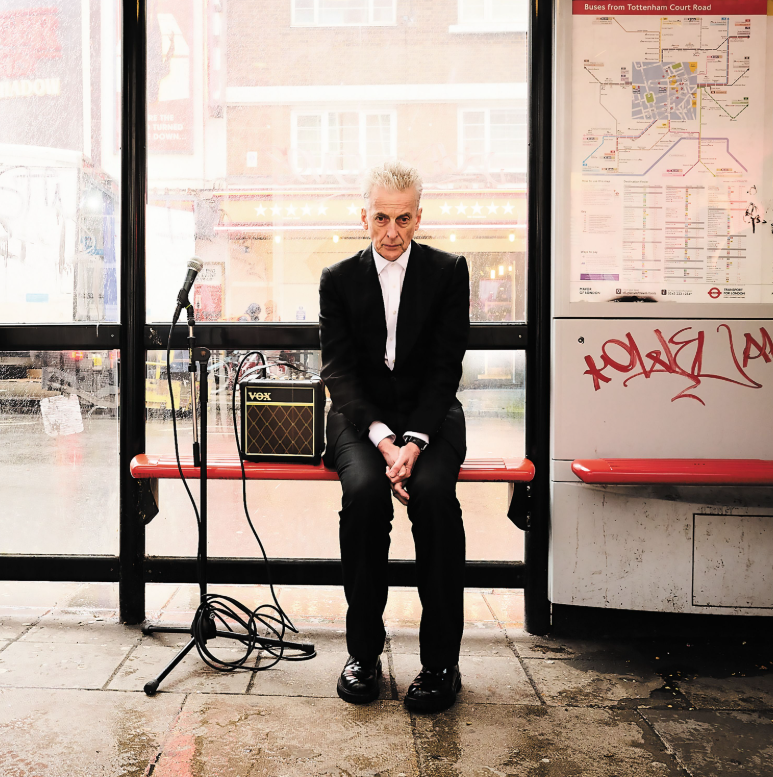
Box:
[402,435,428,452]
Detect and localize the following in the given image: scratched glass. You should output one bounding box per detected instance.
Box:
[0,350,119,554]
[145,349,525,561]
[144,2,528,323]
[0,2,121,324]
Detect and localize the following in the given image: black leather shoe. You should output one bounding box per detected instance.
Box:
[336,655,382,704]
[404,665,461,713]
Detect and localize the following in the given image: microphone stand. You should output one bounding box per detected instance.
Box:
[141,305,314,695]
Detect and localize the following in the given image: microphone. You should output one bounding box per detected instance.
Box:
[173,257,204,324]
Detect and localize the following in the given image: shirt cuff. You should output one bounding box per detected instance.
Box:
[404,431,429,445]
[368,421,395,447]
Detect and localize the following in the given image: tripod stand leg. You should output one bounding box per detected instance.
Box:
[144,637,197,696]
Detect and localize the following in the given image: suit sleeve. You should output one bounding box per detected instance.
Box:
[319,266,382,437]
[405,255,470,436]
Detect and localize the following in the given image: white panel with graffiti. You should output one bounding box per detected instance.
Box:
[554,318,773,459]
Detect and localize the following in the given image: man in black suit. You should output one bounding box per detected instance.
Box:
[319,161,470,712]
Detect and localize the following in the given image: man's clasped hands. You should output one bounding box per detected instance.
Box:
[376,437,422,505]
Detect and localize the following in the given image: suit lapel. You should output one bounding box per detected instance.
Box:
[395,241,435,369]
[355,244,388,354]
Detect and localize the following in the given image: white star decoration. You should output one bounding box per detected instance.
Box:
[502,202,514,214]
[302,204,312,215]
[286,205,297,216]
[487,202,498,214]
[455,203,467,215]
[440,202,451,214]
[347,203,358,215]
[271,206,282,216]
[471,202,483,215]
[317,204,328,215]
[255,204,266,216]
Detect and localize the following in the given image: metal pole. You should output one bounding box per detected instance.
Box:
[119,0,147,624]
[524,0,554,635]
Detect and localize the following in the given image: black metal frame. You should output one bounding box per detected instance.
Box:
[0,0,553,634]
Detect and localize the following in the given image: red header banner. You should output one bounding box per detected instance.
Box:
[573,1,767,13]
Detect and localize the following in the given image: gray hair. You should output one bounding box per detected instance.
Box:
[362,160,423,204]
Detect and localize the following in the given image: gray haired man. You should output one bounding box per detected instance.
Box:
[319,161,471,712]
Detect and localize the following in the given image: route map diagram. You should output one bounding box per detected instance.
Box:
[568,2,772,305]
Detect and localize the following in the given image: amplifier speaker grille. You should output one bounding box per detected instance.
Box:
[245,404,314,457]
[240,378,324,464]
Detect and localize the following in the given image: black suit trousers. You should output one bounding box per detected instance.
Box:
[333,424,466,668]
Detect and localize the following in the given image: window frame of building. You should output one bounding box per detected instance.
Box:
[291,0,397,28]
[291,108,398,174]
[458,105,528,174]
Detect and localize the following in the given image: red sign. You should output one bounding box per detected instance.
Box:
[708,287,722,299]
[573,1,766,14]
[0,7,61,79]
[147,0,193,154]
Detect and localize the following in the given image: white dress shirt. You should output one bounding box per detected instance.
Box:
[368,242,430,449]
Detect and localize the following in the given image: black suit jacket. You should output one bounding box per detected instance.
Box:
[319,241,470,461]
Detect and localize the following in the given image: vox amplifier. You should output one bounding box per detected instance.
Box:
[239,378,325,464]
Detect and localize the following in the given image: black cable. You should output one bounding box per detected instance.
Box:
[166,332,315,672]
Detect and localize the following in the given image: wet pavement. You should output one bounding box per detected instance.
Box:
[0,582,771,775]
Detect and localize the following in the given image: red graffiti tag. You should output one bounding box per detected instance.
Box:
[583,326,772,405]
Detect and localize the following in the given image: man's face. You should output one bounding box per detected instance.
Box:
[361,185,422,262]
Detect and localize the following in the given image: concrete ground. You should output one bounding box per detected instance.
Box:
[0,582,771,776]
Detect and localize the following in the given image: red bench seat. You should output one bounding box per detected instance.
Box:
[131,454,535,483]
[571,459,773,486]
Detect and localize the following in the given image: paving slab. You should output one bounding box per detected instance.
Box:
[523,657,673,708]
[20,612,142,647]
[0,580,82,608]
[679,673,773,710]
[164,583,280,612]
[0,687,181,777]
[150,694,418,777]
[388,623,512,657]
[506,627,651,662]
[483,591,525,624]
[412,704,683,776]
[642,710,773,777]
[277,585,350,619]
[0,641,132,689]
[392,653,539,705]
[250,650,395,700]
[108,643,256,694]
[283,619,348,653]
[0,612,43,641]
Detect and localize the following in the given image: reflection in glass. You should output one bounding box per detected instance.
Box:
[0,2,120,323]
[0,350,119,553]
[145,349,523,561]
[146,2,527,324]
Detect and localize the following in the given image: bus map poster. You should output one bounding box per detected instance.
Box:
[569,1,771,303]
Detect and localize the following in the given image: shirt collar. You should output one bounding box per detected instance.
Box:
[372,241,411,276]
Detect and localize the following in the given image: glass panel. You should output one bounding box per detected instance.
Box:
[319,0,368,26]
[0,349,119,553]
[490,108,522,169]
[372,0,394,24]
[364,113,391,167]
[461,110,486,161]
[146,6,527,320]
[0,1,120,323]
[296,114,323,170]
[491,0,520,22]
[293,0,315,25]
[461,0,486,23]
[328,111,360,171]
[468,250,526,321]
[145,349,524,561]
